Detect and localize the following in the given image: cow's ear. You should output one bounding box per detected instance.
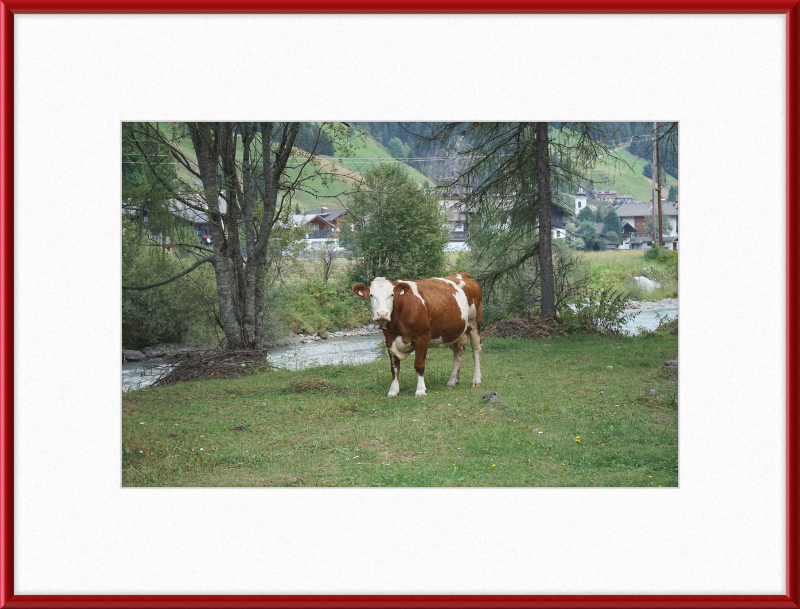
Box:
[352,284,370,298]
[394,282,411,296]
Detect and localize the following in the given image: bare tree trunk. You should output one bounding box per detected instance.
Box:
[187,122,245,348]
[536,122,556,318]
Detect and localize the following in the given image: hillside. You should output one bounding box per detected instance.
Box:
[149,123,432,212]
[585,146,678,203]
[137,122,675,213]
[292,134,434,211]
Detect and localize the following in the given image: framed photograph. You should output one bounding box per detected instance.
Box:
[1,3,797,608]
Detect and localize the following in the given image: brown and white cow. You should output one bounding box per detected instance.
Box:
[352,272,483,397]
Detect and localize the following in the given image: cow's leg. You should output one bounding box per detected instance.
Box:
[413,339,429,397]
[468,327,483,387]
[447,337,467,387]
[388,352,401,397]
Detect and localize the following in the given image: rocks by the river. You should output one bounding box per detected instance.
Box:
[123,343,211,363]
[281,324,382,347]
[634,276,662,292]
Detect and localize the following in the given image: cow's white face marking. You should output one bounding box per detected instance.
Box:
[368,277,395,325]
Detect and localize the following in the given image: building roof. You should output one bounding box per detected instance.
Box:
[307,208,346,223]
[292,214,335,229]
[616,201,678,217]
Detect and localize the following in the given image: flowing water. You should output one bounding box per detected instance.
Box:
[622,306,678,335]
[122,308,677,392]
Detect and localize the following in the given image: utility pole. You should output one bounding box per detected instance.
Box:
[651,122,658,248]
[656,125,664,247]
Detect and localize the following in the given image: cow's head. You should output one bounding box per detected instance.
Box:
[352,277,408,327]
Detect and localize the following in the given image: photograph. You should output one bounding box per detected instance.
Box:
[121,121,680,487]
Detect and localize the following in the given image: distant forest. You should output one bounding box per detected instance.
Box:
[294,121,678,185]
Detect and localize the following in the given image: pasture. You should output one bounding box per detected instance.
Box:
[122,332,678,487]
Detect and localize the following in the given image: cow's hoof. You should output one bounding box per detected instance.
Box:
[415,390,427,397]
[388,391,399,397]
[446,380,458,388]
[472,381,482,388]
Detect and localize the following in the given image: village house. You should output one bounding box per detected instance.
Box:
[573,190,679,250]
[615,201,679,238]
[290,208,349,250]
[593,189,618,202]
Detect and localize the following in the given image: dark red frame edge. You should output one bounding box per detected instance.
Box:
[0,2,797,607]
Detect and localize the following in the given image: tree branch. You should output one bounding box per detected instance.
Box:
[122,255,214,290]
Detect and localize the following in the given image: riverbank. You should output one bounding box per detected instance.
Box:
[290,323,382,345]
[625,298,678,312]
[123,323,383,363]
[122,331,678,487]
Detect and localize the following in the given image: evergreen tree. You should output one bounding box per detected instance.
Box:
[575,221,606,251]
[387,136,411,159]
[411,122,620,317]
[603,208,623,238]
[667,185,678,202]
[577,206,596,222]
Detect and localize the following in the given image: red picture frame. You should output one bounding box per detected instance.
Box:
[1,3,798,608]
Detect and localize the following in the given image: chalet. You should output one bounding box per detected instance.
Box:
[440,198,470,251]
[593,189,618,202]
[621,222,638,240]
[615,201,679,238]
[304,208,347,237]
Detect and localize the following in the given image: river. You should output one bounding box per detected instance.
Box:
[122,305,677,392]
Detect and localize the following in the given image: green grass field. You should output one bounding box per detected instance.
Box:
[122,332,678,487]
[585,147,678,203]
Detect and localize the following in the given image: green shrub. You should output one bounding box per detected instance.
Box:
[122,239,217,349]
[559,284,635,335]
[282,280,371,333]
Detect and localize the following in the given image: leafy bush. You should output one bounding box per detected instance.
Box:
[281,280,371,333]
[122,228,218,349]
[559,284,635,335]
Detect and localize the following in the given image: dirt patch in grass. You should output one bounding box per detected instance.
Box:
[359,437,386,447]
[482,317,565,340]
[389,450,421,461]
[285,377,339,394]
